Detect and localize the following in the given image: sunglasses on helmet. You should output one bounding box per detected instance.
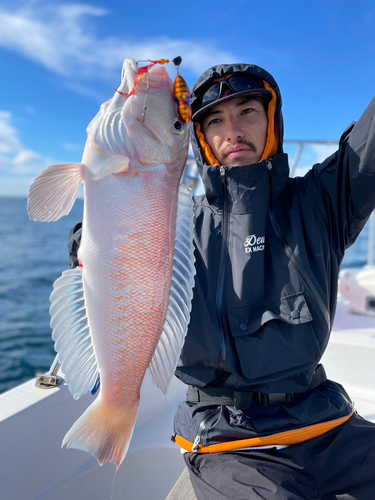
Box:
[201,75,268,107]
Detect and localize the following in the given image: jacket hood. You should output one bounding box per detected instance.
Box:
[190,63,284,171]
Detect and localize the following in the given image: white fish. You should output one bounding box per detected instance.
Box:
[27,57,195,468]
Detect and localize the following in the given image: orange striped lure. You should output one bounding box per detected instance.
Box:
[174,74,191,123]
[114,58,171,98]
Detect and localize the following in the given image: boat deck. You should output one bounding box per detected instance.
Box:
[1,297,375,499]
[166,468,197,500]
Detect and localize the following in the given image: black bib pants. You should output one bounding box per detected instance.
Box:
[185,413,375,500]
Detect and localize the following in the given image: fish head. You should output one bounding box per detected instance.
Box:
[86,58,190,172]
[123,64,190,170]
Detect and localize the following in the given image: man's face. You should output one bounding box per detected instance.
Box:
[201,96,268,167]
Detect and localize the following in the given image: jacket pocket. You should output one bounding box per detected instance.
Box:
[228,292,312,337]
[227,292,320,388]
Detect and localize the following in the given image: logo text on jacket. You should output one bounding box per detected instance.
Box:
[244,234,265,254]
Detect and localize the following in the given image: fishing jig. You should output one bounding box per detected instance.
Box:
[171,57,191,123]
[115,56,191,123]
[173,73,191,123]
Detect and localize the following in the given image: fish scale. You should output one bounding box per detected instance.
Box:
[81,171,178,405]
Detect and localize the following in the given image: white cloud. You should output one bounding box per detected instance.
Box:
[0,3,108,77]
[0,111,22,155]
[0,2,238,82]
[13,150,43,165]
[0,111,53,195]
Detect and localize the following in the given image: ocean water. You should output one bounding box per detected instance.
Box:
[0,196,371,395]
[0,196,84,394]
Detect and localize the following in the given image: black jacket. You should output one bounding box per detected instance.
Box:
[172,64,375,448]
[68,64,375,448]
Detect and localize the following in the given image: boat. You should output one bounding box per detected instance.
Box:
[1,142,375,500]
[0,369,187,499]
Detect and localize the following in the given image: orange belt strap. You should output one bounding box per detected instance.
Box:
[176,412,354,454]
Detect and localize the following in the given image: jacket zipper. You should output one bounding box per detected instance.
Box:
[192,407,221,452]
[216,166,229,370]
[266,161,331,330]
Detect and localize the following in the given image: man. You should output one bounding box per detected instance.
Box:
[171,64,375,499]
[69,63,375,499]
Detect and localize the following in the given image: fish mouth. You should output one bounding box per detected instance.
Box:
[120,58,138,95]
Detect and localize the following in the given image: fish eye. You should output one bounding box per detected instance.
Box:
[173,119,184,135]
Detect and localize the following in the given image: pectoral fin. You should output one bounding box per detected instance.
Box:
[93,156,130,181]
[28,163,83,222]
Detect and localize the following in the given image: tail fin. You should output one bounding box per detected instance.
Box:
[62,396,138,468]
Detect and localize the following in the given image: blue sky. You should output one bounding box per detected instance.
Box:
[0,0,374,196]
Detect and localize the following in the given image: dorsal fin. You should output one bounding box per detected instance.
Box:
[148,184,196,394]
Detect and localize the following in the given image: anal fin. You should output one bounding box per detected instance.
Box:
[50,267,99,400]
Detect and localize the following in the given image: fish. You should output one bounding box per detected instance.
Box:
[27,57,195,468]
